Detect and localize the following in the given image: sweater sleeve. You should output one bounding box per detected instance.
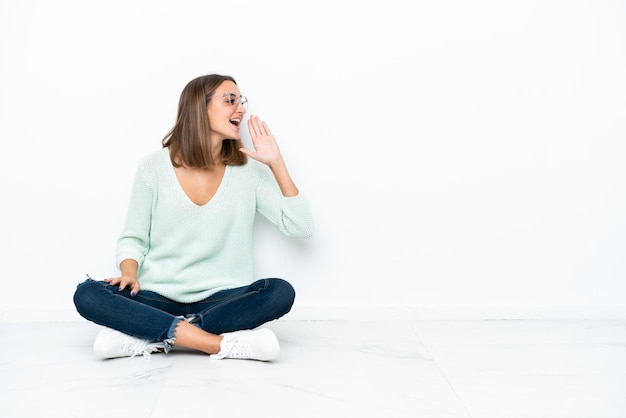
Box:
[254,161,315,239]
[115,161,153,269]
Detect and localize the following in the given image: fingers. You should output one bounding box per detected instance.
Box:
[243,115,282,166]
[247,116,257,137]
[130,282,140,298]
[261,120,272,136]
[104,276,120,286]
[247,115,260,137]
[104,275,139,296]
[247,115,270,138]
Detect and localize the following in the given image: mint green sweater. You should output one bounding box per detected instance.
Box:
[116,148,314,303]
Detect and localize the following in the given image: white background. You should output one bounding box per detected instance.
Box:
[1,0,625,321]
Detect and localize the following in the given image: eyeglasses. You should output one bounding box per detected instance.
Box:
[215,92,248,110]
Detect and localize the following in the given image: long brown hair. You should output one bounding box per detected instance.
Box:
[162,74,247,168]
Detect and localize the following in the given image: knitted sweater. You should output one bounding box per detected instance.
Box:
[115,148,314,303]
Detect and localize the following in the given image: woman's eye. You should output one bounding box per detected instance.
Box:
[224,94,238,106]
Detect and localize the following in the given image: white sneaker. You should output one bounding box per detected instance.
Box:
[93,328,164,359]
[211,328,280,361]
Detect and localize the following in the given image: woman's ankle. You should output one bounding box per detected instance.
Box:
[173,320,222,354]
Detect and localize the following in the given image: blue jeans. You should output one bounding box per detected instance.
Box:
[73,278,295,351]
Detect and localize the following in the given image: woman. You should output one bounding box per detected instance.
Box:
[73,74,314,361]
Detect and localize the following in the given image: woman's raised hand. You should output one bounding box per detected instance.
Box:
[240,115,284,168]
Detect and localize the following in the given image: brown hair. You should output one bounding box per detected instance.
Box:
[162,74,247,168]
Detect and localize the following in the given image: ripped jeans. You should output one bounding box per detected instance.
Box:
[73,277,295,352]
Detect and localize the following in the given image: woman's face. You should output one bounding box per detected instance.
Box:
[207,80,247,143]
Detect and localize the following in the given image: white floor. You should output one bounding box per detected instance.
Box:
[1,319,625,418]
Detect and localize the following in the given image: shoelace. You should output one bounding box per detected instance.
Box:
[223,336,252,359]
[211,335,248,359]
[127,342,163,359]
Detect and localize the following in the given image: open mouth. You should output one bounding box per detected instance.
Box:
[229,118,241,127]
